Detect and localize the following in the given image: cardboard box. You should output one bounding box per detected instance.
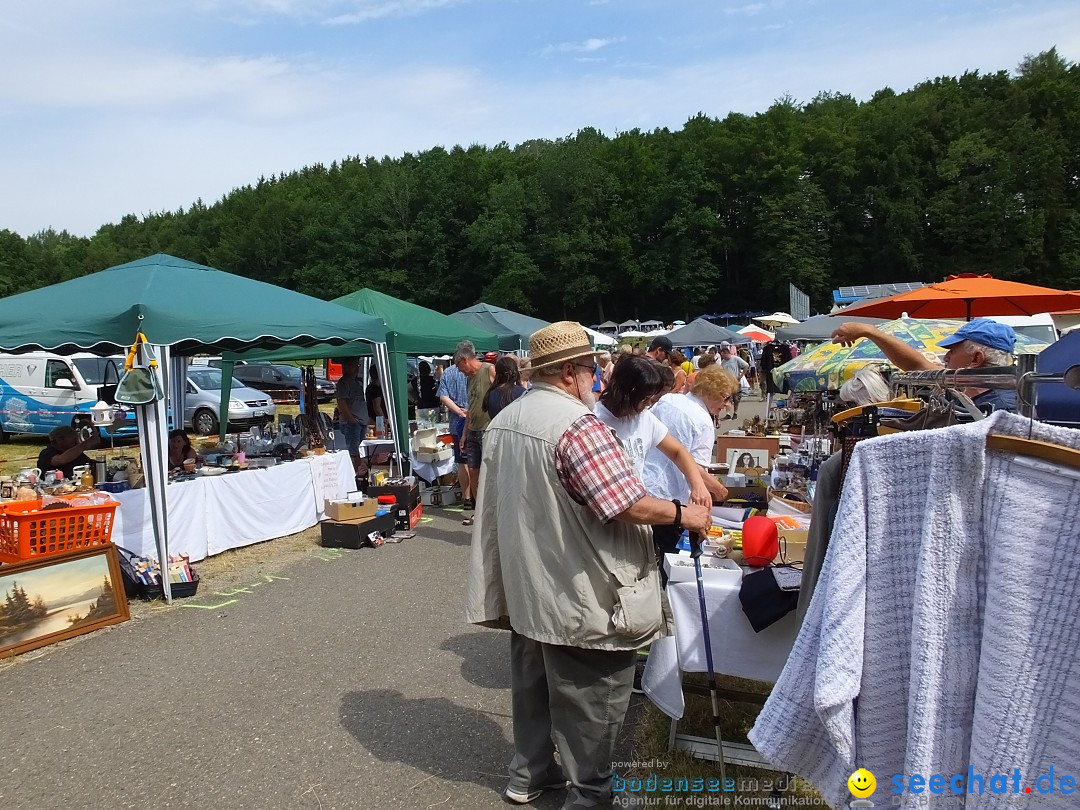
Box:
[324,498,378,522]
[663,553,741,583]
[367,481,421,511]
[320,513,396,549]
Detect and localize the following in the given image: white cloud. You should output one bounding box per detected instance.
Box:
[541,37,624,57]
[725,3,766,16]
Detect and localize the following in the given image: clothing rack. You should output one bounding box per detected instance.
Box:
[892,355,1080,419]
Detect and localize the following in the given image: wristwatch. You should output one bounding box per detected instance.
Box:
[671,499,682,531]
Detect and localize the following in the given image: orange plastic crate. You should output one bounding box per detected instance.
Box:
[0,499,118,562]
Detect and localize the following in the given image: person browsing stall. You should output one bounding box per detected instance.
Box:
[595,355,714,508]
[642,366,738,560]
[831,318,1020,413]
[457,343,496,526]
[718,342,750,420]
[335,358,370,476]
[466,321,711,810]
[483,356,526,419]
[438,345,472,508]
[37,424,100,481]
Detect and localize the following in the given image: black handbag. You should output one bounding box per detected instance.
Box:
[97,358,122,406]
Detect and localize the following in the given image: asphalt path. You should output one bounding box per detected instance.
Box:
[0,506,646,810]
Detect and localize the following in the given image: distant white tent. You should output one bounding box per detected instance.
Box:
[620,329,648,338]
[618,319,640,331]
[754,312,799,327]
[597,320,619,331]
[639,319,664,329]
[672,319,686,326]
[641,328,670,338]
[584,326,618,346]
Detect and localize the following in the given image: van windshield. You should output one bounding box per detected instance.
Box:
[1013,325,1058,345]
[72,357,123,386]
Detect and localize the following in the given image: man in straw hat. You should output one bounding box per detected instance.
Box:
[466,321,711,809]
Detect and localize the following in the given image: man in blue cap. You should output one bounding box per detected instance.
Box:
[831,317,1018,412]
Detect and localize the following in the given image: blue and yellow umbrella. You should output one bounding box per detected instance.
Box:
[776,317,1048,392]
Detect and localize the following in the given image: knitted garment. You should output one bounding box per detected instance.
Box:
[748,411,1080,809]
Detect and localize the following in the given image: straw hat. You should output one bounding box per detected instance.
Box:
[528,321,596,371]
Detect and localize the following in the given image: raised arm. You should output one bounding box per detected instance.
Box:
[831,323,939,371]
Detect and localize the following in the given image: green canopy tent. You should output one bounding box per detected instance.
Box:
[449,303,551,352]
[0,253,387,600]
[232,288,498,455]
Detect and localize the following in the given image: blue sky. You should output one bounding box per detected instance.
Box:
[1,0,1078,238]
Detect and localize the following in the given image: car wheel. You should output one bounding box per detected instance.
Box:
[193,409,219,436]
[0,424,8,443]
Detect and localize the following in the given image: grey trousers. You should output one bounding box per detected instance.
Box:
[509,630,637,808]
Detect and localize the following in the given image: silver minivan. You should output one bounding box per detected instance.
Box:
[185,366,276,435]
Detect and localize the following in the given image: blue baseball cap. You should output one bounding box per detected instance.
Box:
[938,318,1016,354]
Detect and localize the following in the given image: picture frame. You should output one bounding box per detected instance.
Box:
[0,545,129,658]
[715,435,780,468]
[727,448,770,472]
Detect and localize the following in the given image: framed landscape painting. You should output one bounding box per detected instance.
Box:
[0,545,129,658]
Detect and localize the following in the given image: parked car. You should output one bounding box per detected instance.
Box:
[185,367,276,435]
[231,363,336,404]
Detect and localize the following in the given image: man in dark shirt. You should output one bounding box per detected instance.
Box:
[335,358,369,476]
[38,425,100,480]
[832,318,1019,413]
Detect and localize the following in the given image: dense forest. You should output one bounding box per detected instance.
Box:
[1,49,1078,322]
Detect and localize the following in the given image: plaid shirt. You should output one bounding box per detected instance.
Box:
[555,413,647,523]
[435,364,468,433]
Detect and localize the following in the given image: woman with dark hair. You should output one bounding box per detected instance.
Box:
[167,429,197,470]
[595,356,711,507]
[482,355,526,419]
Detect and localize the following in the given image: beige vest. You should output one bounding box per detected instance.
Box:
[464,383,662,650]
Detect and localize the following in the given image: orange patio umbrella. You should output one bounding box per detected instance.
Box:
[836,274,1080,321]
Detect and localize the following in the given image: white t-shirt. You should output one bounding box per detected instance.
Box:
[595,401,669,480]
[641,393,715,503]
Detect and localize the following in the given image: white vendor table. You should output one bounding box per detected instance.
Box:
[643,557,798,767]
[110,452,353,563]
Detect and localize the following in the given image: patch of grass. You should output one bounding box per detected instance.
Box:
[0,435,49,476]
[621,674,827,807]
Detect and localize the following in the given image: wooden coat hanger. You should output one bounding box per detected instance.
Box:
[987,365,1080,470]
[986,435,1080,469]
[831,398,923,426]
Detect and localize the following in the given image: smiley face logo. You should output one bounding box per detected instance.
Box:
[848,769,876,798]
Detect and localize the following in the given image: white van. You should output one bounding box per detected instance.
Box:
[988,314,1059,346]
[0,353,139,440]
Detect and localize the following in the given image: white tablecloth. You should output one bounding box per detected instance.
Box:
[642,563,799,719]
[358,438,395,459]
[409,453,456,483]
[110,452,353,563]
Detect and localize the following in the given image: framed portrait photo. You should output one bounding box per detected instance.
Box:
[0,545,129,658]
[727,448,769,472]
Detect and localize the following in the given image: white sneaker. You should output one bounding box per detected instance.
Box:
[504,780,570,804]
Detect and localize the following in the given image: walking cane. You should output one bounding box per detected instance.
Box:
[688,529,728,784]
